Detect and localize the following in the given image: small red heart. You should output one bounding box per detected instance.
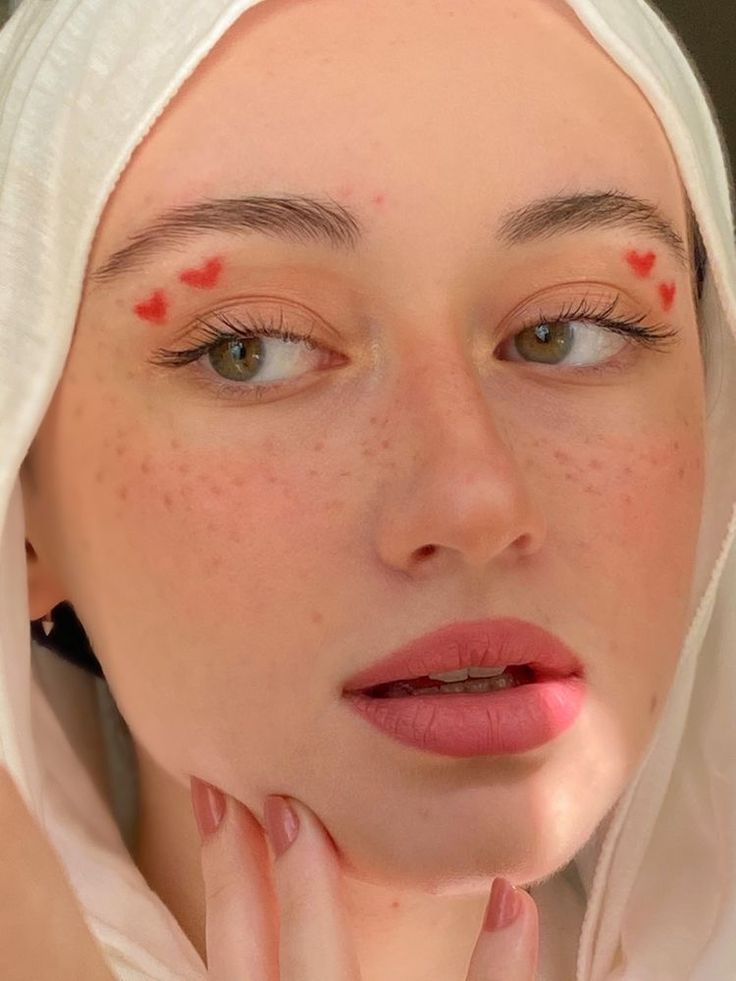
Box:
[133,288,168,324]
[625,249,657,278]
[179,256,223,289]
[658,281,676,311]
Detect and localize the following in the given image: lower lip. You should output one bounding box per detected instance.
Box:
[342,675,586,758]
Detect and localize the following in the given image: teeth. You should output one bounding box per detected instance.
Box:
[427,666,509,682]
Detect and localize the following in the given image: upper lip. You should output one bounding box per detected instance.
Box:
[341,617,586,693]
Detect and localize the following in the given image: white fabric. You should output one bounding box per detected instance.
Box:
[1,1,735,977]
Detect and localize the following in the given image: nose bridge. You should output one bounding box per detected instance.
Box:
[389,322,514,467]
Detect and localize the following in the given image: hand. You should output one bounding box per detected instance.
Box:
[191,776,540,979]
[0,765,115,981]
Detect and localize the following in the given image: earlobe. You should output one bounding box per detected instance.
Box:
[24,537,67,622]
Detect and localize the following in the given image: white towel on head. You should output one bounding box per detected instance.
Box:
[1,1,735,977]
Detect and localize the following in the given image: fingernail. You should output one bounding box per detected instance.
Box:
[483,876,522,931]
[190,776,226,841]
[264,795,300,858]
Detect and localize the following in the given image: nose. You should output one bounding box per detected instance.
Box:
[373,338,547,578]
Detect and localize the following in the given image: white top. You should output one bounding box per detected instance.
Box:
[1,1,735,977]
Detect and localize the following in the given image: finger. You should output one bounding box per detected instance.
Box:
[263,795,362,981]
[191,776,279,979]
[465,877,539,980]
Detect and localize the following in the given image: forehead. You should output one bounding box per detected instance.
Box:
[87,0,686,274]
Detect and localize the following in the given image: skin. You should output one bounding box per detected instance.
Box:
[21,0,706,977]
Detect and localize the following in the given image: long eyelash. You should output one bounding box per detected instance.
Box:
[148,309,318,367]
[521,294,679,352]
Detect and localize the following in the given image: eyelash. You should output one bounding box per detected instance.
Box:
[147,294,679,397]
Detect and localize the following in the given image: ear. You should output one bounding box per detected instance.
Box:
[21,457,68,621]
[24,539,68,622]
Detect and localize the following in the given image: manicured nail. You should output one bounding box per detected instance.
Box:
[190,776,226,841]
[264,795,300,858]
[484,876,522,931]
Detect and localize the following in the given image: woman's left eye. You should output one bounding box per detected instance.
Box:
[148,307,339,400]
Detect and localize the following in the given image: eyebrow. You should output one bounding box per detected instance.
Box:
[87,188,688,288]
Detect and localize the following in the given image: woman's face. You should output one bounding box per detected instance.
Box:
[22,0,705,890]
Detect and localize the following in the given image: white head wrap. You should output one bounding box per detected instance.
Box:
[1,1,735,978]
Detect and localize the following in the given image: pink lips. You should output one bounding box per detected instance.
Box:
[341,617,585,693]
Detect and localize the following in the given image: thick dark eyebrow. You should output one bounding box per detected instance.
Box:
[87,188,688,288]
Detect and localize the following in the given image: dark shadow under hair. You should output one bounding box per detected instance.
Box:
[29,206,711,680]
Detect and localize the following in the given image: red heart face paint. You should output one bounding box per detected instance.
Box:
[133,288,168,324]
[178,255,223,289]
[625,249,657,278]
[658,281,676,311]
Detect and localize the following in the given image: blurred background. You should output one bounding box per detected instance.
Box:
[0,0,734,178]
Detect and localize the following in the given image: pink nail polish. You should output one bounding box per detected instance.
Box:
[264,795,300,857]
[484,877,522,931]
[190,776,226,841]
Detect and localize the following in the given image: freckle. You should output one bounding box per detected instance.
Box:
[208,555,222,573]
[678,466,685,479]
[649,692,658,715]
[311,610,324,625]
[381,439,390,449]
[623,494,632,505]
[94,468,105,484]
[564,472,574,481]
[369,415,378,425]
[362,447,375,458]
[325,498,345,511]
[115,443,127,457]
[307,468,319,477]
[206,520,216,532]
[140,459,152,475]
[267,473,277,484]
[673,441,680,451]
[210,483,222,495]
[170,438,180,451]
[231,474,244,487]
[313,440,325,451]
[117,485,128,501]
[163,492,173,509]
[372,193,385,206]
[178,462,189,475]
[624,466,633,476]
[391,900,400,909]
[588,459,602,470]
[338,470,352,477]
[554,449,570,464]
[73,403,84,419]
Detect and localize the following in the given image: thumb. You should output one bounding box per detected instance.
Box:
[465,877,540,980]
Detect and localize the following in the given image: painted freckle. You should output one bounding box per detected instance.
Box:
[94,469,105,484]
[624,249,657,278]
[210,483,222,496]
[307,468,319,477]
[231,474,244,487]
[658,282,676,311]
[117,485,128,501]
[163,492,173,509]
[133,288,168,324]
[310,610,324,625]
[140,459,151,475]
[313,440,325,451]
[178,255,223,289]
[649,692,658,715]
[589,459,602,471]
[178,462,190,475]
[554,449,570,464]
[381,439,390,449]
[624,466,633,476]
[678,466,686,479]
[170,438,180,451]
